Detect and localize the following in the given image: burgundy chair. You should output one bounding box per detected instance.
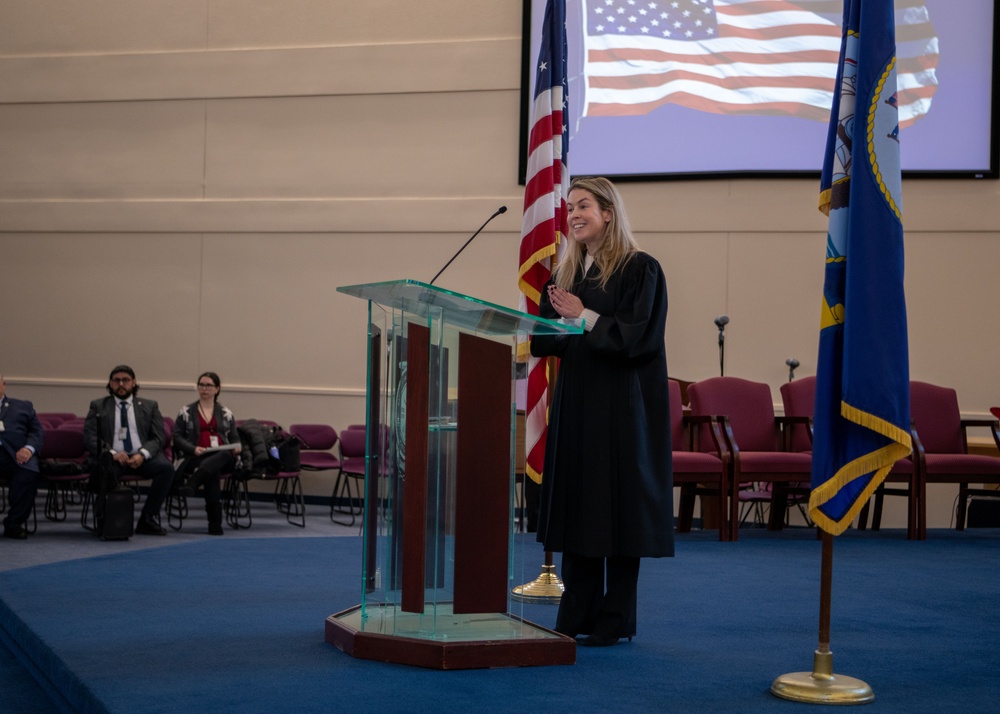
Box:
[290,424,341,474]
[778,376,918,538]
[670,380,731,541]
[290,423,342,523]
[908,381,1000,539]
[332,427,366,526]
[39,426,89,523]
[688,377,813,541]
[56,417,87,431]
[777,376,820,527]
[779,376,816,453]
[37,412,77,427]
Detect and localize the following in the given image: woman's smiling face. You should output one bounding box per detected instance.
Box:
[567,187,611,253]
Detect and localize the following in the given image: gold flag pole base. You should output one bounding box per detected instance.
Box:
[771,650,874,705]
[511,563,564,604]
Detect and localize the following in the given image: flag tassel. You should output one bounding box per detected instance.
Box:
[770,532,874,705]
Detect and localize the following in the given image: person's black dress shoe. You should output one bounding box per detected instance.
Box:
[3,526,27,540]
[135,517,167,536]
[579,633,631,647]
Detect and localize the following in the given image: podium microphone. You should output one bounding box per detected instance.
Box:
[429,206,508,285]
[714,315,729,376]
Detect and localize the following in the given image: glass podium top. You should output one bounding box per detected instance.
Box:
[337,280,584,337]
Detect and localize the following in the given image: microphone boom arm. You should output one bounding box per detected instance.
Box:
[429,206,507,285]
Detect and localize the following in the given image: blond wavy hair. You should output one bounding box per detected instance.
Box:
[553,177,640,291]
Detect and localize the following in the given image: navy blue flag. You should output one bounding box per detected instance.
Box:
[809,0,912,535]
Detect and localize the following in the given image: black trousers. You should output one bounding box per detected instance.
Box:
[555,551,640,640]
[119,453,174,521]
[176,451,234,505]
[1,449,38,530]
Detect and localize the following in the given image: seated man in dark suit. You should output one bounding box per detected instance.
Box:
[1,371,44,540]
[83,365,174,536]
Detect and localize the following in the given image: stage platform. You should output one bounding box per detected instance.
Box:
[2,529,999,713]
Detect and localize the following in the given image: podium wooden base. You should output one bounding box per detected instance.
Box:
[326,605,576,670]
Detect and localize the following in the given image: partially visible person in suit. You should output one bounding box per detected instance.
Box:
[83,365,174,536]
[1,371,44,540]
[172,371,240,536]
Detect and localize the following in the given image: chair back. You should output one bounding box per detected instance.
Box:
[688,376,778,451]
[161,416,174,461]
[779,375,816,452]
[909,381,964,454]
[290,423,338,451]
[39,427,86,461]
[339,428,366,458]
[669,380,685,448]
[38,412,77,426]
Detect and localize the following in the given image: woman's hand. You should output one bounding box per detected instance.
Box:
[547,285,585,319]
[194,446,206,456]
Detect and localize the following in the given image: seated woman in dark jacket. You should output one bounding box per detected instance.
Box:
[173,372,240,535]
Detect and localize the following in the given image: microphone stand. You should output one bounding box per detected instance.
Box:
[429,206,507,285]
[716,323,727,376]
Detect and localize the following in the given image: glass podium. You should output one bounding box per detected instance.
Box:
[326,280,581,669]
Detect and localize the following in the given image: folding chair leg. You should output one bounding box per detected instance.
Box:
[225,476,253,530]
[166,491,189,531]
[274,477,305,527]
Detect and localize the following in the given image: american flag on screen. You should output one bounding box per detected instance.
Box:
[581,0,938,127]
[519,0,568,486]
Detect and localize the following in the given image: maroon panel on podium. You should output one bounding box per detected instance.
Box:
[453,333,512,614]
[401,323,430,614]
[364,327,382,594]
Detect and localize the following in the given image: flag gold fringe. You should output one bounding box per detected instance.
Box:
[809,401,913,535]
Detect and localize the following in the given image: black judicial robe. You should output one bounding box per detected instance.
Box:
[531,251,674,559]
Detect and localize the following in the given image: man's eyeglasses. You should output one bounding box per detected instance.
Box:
[110,377,133,385]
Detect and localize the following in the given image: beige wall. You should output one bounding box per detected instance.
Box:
[2,1,998,528]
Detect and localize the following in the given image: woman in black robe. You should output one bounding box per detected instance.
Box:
[531,176,673,647]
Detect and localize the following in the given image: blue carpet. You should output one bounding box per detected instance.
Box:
[1,529,998,713]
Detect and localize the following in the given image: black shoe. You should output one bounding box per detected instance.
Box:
[3,526,27,540]
[579,634,629,647]
[179,469,206,497]
[135,517,167,536]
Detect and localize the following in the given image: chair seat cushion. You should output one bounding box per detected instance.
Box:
[342,456,366,476]
[737,451,812,474]
[671,451,724,474]
[300,453,341,470]
[887,457,915,475]
[923,453,1000,477]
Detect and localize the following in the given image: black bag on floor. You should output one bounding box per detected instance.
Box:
[100,487,135,541]
[93,451,134,540]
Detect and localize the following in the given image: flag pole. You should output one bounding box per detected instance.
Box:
[512,0,567,607]
[512,354,563,605]
[770,531,873,704]
[511,548,563,604]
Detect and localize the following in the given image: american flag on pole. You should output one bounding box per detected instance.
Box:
[519,0,569,486]
[580,0,938,127]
